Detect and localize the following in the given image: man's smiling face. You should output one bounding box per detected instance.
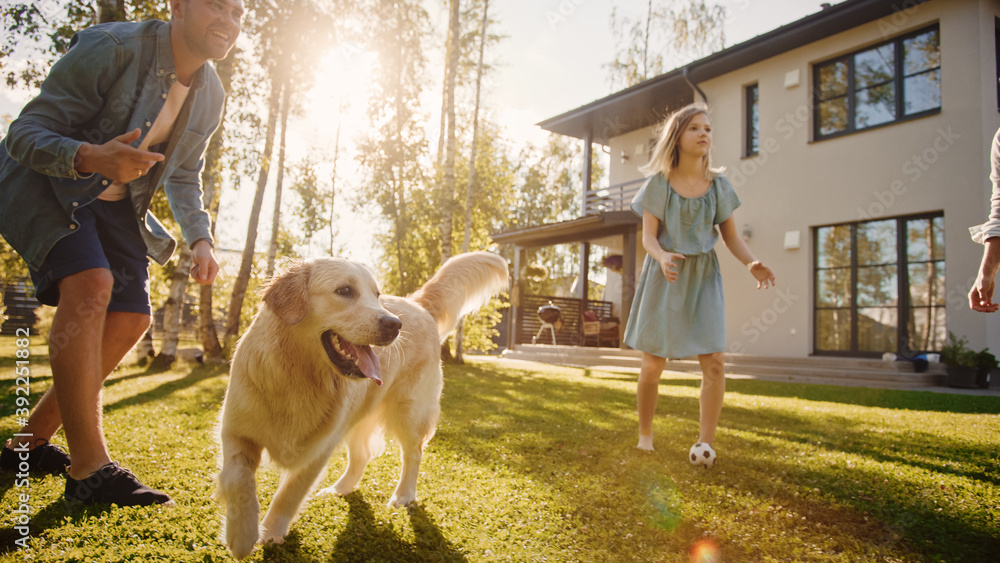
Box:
[173,0,244,62]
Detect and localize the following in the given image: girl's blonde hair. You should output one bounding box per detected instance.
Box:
[640,103,721,179]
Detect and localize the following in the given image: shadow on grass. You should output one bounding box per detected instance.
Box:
[329,493,466,562]
[436,360,1000,562]
[0,497,114,555]
[100,363,227,415]
[2,355,222,413]
[262,492,467,562]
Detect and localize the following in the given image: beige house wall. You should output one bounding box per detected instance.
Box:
[606,0,1000,357]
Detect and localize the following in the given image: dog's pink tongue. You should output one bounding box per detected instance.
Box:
[357,345,382,386]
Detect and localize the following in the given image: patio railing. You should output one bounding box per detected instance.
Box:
[583,178,645,216]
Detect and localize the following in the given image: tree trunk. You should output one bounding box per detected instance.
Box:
[329,117,341,256]
[642,0,652,80]
[266,80,292,278]
[455,0,489,364]
[198,49,235,364]
[155,244,193,366]
[223,78,282,346]
[439,0,461,266]
[135,328,156,363]
[96,0,125,23]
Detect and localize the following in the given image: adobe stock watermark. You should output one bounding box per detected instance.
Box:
[857,126,960,221]
[727,286,802,354]
[545,0,590,30]
[877,0,924,40]
[720,0,752,27]
[729,104,811,189]
[11,328,33,551]
[944,274,980,311]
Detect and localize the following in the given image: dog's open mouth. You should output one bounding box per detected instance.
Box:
[321,330,382,386]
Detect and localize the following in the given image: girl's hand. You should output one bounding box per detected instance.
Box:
[749,260,776,289]
[657,252,686,283]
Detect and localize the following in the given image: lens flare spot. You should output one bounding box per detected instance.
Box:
[647,479,683,531]
[691,539,720,563]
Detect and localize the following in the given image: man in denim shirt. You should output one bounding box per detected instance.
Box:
[0,0,244,506]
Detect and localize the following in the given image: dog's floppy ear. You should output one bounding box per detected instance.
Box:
[263,262,312,325]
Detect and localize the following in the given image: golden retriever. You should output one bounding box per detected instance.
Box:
[216,252,508,558]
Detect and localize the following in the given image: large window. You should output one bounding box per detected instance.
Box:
[815,214,945,355]
[814,25,940,140]
[745,83,759,157]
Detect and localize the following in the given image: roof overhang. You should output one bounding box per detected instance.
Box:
[537,0,933,145]
[492,211,640,248]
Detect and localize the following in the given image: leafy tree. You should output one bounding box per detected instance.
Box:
[605,0,726,90]
[223,0,339,345]
[223,78,280,346]
[265,77,292,278]
[197,49,237,363]
[261,0,339,275]
[438,0,462,266]
[508,135,582,230]
[1,0,169,88]
[454,0,493,362]
[354,0,433,296]
[290,153,334,253]
[499,133,606,301]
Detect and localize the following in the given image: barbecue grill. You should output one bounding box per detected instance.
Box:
[532,301,561,345]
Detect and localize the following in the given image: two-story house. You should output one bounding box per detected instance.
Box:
[494,0,999,371]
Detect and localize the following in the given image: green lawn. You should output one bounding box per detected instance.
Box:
[0,335,998,562]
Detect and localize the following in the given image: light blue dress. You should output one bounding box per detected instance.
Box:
[622,173,741,359]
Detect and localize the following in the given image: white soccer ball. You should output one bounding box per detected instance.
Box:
[689,442,716,467]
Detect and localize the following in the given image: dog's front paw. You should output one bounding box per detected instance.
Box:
[260,530,288,547]
[224,502,261,558]
[260,513,294,546]
[387,493,416,508]
[225,523,259,559]
[315,483,354,497]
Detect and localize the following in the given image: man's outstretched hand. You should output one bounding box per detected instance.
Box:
[73,129,164,183]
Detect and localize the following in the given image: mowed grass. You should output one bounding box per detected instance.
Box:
[0,335,998,562]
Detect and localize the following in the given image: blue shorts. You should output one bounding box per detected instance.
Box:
[29,198,151,315]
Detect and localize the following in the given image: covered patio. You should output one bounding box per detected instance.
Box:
[492,209,641,350]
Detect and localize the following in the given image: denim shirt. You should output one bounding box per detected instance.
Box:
[0,20,224,270]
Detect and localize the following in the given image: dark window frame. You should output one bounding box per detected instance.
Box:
[744,83,760,157]
[813,211,946,357]
[995,17,1000,111]
[813,24,941,141]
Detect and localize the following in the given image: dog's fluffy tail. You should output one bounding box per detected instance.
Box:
[410,251,509,342]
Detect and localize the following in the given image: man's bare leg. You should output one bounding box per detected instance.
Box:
[10,309,150,452]
[34,268,151,480]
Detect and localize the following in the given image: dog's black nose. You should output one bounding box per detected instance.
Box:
[380,315,402,332]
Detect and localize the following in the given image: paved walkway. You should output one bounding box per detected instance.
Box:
[500,356,1000,398]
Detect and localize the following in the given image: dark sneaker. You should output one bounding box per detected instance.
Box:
[65,462,174,507]
[0,438,70,476]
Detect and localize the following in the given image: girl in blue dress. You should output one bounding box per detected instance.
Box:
[623,104,776,461]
